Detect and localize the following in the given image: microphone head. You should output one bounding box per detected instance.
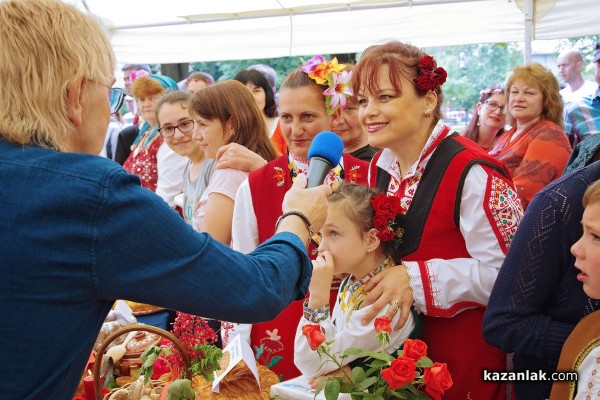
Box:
[307,131,344,166]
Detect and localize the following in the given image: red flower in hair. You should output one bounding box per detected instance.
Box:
[414,55,447,92]
[370,194,403,244]
[417,55,436,71]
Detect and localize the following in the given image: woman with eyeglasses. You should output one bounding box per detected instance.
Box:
[461,84,507,152]
[488,64,571,210]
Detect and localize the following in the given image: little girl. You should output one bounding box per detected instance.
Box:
[294,183,416,381]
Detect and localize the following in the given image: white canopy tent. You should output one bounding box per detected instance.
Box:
[66,0,600,64]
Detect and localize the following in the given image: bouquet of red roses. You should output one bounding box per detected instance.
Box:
[302,317,453,400]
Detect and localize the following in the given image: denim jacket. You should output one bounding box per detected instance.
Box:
[0,139,311,399]
[564,133,600,175]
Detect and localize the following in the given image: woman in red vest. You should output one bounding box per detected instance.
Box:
[352,41,524,399]
[228,56,369,381]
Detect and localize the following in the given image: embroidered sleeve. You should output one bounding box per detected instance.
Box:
[483,174,523,254]
[404,165,523,317]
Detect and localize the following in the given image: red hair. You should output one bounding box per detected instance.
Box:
[353,41,445,121]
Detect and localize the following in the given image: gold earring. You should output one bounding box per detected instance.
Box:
[424,108,433,117]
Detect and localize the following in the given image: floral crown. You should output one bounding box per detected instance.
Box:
[413,55,447,92]
[479,85,505,100]
[370,193,403,245]
[130,69,150,83]
[301,55,353,115]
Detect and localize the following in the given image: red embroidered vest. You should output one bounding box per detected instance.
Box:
[123,133,164,192]
[370,134,513,400]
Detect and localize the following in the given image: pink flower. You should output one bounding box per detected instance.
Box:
[130,69,150,82]
[301,55,325,74]
[323,70,353,114]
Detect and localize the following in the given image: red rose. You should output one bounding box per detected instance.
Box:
[376,226,395,242]
[372,214,388,229]
[380,356,417,389]
[417,55,436,70]
[302,324,326,351]
[402,339,427,361]
[424,362,453,400]
[414,74,437,91]
[434,67,447,86]
[374,317,392,334]
[370,194,400,219]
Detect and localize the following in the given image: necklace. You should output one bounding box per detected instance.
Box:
[339,257,396,321]
[288,152,345,183]
[344,132,367,153]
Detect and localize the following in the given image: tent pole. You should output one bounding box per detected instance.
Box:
[523,0,533,64]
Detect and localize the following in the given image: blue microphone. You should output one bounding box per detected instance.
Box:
[306,131,344,188]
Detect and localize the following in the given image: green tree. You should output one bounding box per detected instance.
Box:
[427,43,522,116]
[190,55,314,89]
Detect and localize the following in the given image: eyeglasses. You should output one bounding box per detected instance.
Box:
[158,119,195,138]
[90,79,126,114]
[485,100,506,113]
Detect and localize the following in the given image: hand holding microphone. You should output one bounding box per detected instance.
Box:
[280,132,344,242]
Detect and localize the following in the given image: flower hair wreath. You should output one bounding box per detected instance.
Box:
[301,55,353,115]
[370,193,403,246]
[129,69,150,83]
[480,87,504,96]
[413,55,447,92]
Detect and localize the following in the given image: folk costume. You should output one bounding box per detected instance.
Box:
[122,121,162,192]
[231,152,368,380]
[550,310,600,400]
[369,123,523,400]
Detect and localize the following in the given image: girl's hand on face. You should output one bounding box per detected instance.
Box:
[359,265,413,330]
[308,251,335,309]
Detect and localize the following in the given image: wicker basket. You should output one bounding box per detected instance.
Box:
[93,324,192,400]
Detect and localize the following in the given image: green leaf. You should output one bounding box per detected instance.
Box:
[360,351,393,362]
[356,376,378,389]
[324,379,341,400]
[416,356,433,368]
[343,347,366,356]
[268,356,282,369]
[367,359,389,369]
[136,345,162,385]
[189,344,223,382]
[253,344,264,359]
[387,390,408,399]
[315,378,327,396]
[351,367,366,383]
